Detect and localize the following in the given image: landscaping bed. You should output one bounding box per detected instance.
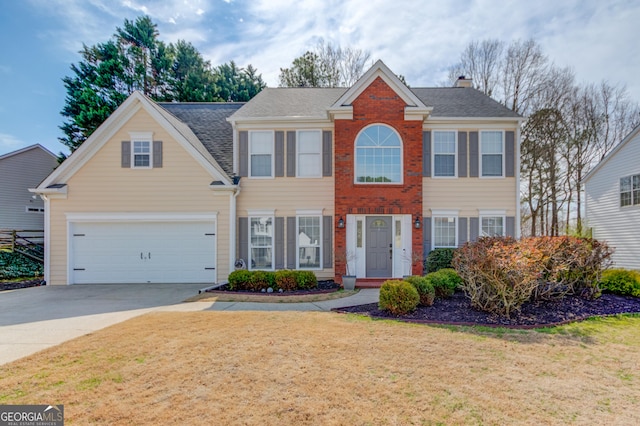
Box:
[0,278,45,291]
[209,279,340,295]
[338,291,640,328]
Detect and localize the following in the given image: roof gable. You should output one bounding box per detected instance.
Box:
[37,91,234,190]
[584,123,640,183]
[0,144,56,161]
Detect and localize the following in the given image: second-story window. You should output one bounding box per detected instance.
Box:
[433,131,456,177]
[480,131,504,177]
[297,130,322,178]
[249,131,273,178]
[355,124,402,183]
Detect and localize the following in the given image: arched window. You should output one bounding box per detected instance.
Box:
[355,124,402,183]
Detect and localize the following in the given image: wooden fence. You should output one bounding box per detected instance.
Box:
[0,229,44,262]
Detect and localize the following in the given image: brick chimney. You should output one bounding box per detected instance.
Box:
[454,75,473,88]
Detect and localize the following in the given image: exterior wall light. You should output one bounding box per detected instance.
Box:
[337,217,345,228]
[414,215,421,229]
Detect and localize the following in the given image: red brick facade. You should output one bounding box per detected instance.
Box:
[334,77,423,280]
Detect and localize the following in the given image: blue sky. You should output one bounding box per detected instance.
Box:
[1,0,639,156]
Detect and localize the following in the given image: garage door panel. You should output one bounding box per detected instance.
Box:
[70,221,216,284]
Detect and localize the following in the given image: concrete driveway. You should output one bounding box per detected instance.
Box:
[0,283,207,365]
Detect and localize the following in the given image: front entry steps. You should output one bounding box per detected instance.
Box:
[356,278,391,288]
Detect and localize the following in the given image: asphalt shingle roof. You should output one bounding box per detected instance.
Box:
[158,102,244,177]
[411,87,520,118]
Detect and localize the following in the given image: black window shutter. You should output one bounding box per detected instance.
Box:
[506,216,516,237]
[275,131,284,177]
[287,217,296,268]
[121,141,131,168]
[323,216,332,268]
[458,217,468,247]
[238,217,248,263]
[286,131,296,177]
[423,217,432,254]
[423,131,431,177]
[505,131,515,177]
[239,131,248,177]
[275,217,284,269]
[458,132,467,177]
[469,132,479,177]
[153,141,163,168]
[470,217,479,241]
[322,131,332,177]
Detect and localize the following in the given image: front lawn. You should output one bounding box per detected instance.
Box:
[1,311,639,424]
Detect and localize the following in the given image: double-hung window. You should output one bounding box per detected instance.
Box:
[249,216,274,269]
[620,174,640,207]
[481,216,505,236]
[297,130,322,178]
[132,140,151,168]
[249,131,273,178]
[355,124,402,183]
[433,131,456,177]
[433,216,457,248]
[480,131,503,177]
[297,216,321,269]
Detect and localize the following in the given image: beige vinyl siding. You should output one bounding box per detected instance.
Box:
[423,177,517,216]
[48,109,231,285]
[237,177,335,279]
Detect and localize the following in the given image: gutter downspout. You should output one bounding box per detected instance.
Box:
[229,178,241,275]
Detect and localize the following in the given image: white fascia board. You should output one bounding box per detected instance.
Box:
[583,123,640,183]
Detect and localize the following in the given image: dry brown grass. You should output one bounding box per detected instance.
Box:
[1,312,640,425]
[185,289,358,303]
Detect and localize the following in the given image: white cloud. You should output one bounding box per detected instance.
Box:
[0,133,26,153]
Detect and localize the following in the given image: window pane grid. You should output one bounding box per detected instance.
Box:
[434,217,456,248]
[298,216,321,269]
[481,216,504,236]
[250,217,273,269]
[481,132,503,177]
[355,125,402,183]
[250,132,273,177]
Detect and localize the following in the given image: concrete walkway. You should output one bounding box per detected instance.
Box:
[0,285,378,365]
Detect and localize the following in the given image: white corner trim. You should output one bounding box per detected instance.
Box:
[65,212,218,222]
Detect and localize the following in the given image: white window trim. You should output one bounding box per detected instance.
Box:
[432,130,457,178]
[296,130,323,178]
[354,124,404,185]
[248,214,275,271]
[131,139,152,169]
[432,214,458,249]
[248,130,275,179]
[479,215,506,237]
[479,130,505,178]
[296,215,323,270]
[620,174,640,208]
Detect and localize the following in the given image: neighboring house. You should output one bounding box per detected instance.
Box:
[584,124,640,270]
[33,60,522,285]
[0,144,57,230]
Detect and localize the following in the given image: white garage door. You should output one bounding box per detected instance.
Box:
[70,221,216,284]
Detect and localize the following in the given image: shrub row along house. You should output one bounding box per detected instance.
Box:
[32,60,522,285]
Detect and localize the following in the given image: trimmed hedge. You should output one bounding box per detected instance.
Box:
[425,248,456,273]
[428,268,462,299]
[227,270,318,292]
[379,280,419,315]
[404,275,435,307]
[600,269,640,297]
[0,251,43,280]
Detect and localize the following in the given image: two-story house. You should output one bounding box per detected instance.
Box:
[33,60,521,285]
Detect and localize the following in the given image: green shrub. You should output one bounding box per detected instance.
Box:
[0,251,44,280]
[428,268,462,298]
[378,280,420,315]
[228,270,252,290]
[600,269,640,297]
[249,270,275,291]
[425,248,456,273]
[294,270,318,289]
[275,270,297,291]
[404,275,435,306]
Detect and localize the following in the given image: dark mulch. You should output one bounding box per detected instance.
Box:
[338,291,640,328]
[0,278,46,292]
[208,280,340,295]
